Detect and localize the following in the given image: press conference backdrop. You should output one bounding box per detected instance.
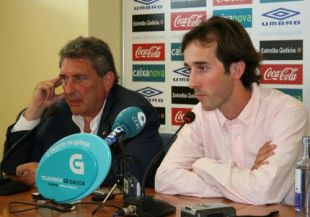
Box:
[122,0,310,134]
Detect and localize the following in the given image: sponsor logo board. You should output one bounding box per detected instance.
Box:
[136,87,164,103]
[132,64,165,82]
[171,86,198,104]
[171,11,206,31]
[213,8,252,28]
[134,0,163,10]
[171,43,184,61]
[132,13,165,32]
[260,64,303,85]
[262,8,300,27]
[260,40,303,60]
[171,0,206,9]
[173,67,190,82]
[171,107,192,125]
[132,43,165,61]
[213,0,252,6]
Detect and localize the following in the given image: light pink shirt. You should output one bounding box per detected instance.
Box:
[155,84,309,205]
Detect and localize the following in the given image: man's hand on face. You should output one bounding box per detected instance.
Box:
[16,162,38,186]
[252,141,276,170]
[24,76,64,120]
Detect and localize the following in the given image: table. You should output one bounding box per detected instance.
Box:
[0,188,295,217]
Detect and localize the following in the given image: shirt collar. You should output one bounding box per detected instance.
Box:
[217,83,259,130]
[72,100,106,134]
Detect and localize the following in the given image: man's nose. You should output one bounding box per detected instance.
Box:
[189,70,198,89]
[62,79,75,93]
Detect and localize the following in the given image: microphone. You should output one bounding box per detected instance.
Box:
[104,106,146,146]
[0,105,59,195]
[123,111,196,217]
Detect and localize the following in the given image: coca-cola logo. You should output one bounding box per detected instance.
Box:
[132,43,165,61]
[174,14,203,27]
[260,64,302,84]
[172,108,192,126]
[135,46,161,58]
[171,11,206,31]
[175,111,185,123]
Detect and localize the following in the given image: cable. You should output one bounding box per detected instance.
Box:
[9,201,75,213]
[92,182,119,216]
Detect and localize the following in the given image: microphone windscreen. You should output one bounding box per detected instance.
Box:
[36,133,112,203]
[183,111,195,124]
[112,107,146,140]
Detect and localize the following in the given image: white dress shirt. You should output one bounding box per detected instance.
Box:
[12,100,106,134]
[155,84,309,205]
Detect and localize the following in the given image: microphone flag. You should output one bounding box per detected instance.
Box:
[36,133,111,203]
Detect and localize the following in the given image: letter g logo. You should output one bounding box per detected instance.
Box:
[69,154,84,175]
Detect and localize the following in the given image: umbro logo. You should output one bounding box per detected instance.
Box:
[137,87,163,98]
[262,8,300,20]
[173,67,190,77]
[134,0,160,5]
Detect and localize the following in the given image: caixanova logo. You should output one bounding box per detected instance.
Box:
[132,43,165,61]
[213,0,252,6]
[171,11,206,31]
[172,108,192,125]
[260,64,303,84]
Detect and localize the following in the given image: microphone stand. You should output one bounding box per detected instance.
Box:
[122,111,196,216]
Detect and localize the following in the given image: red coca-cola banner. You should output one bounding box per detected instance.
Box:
[260,64,303,85]
[132,43,165,61]
[171,11,206,31]
[172,108,192,126]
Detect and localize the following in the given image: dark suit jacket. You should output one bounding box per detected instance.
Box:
[2,84,162,187]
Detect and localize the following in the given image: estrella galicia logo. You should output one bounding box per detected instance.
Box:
[132,14,165,32]
[171,86,198,105]
[213,8,252,28]
[171,0,206,9]
[260,0,302,3]
[132,64,165,82]
[262,8,300,26]
[171,43,184,61]
[137,87,164,103]
[277,88,303,101]
[260,40,303,60]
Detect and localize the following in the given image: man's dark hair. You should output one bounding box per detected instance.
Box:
[182,16,262,88]
[59,36,118,84]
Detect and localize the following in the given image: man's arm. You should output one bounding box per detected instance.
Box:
[2,77,64,175]
[156,103,309,205]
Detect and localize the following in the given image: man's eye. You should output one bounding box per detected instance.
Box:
[198,66,208,72]
[76,76,87,81]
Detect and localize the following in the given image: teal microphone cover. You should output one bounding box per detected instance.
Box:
[36,133,111,203]
[112,106,146,140]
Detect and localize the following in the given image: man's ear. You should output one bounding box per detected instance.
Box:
[103,71,116,91]
[230,61,245,80]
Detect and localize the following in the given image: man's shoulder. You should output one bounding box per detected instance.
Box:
[257,85,306,111]
[111,85,151,105]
